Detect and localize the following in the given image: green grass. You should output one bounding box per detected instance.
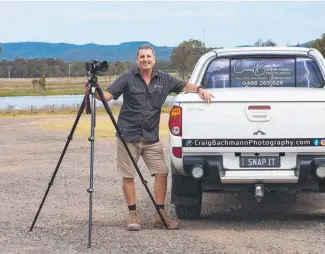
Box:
[38,115,120,138]
[0,90,84,97]
[0,74,183,97]
[1,104,172,139]
[38,114,171,139]
[0,76,113,97]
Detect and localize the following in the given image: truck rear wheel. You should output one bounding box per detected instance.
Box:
[175,204,201,219]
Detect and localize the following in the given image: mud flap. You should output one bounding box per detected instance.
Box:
[171,172,202,206]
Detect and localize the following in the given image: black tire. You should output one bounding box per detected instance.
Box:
[175,204,201,219]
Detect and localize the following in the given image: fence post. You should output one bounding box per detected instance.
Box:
[31,105,33,114]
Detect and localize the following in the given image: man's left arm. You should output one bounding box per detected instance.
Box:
[182,82,214,103]
[168,75,214,102]
[167,74,214,103]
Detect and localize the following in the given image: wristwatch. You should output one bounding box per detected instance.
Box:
[197,86,204,92]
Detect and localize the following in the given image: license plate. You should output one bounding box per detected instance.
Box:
[239,156,280,168]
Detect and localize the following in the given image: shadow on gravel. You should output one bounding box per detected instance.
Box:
[180,191,325,231]
[199,211,325,222]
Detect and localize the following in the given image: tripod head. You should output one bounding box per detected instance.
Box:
[84,60,108,114]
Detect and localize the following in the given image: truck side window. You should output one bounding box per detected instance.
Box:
[296,57,325,88]
[202,58,230,88]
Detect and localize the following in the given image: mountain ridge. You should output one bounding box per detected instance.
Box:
[0,40,316,62]
[0,41,174,62]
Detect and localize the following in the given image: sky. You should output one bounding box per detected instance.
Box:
[0,1,324,48]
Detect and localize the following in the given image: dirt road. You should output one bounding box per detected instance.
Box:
[1,116,325,253]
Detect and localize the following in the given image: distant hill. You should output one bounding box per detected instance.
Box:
[0,39,316,62]
[0,41,174,62]
[236,40,316,48]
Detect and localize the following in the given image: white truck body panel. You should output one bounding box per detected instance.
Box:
[178,88,325,172]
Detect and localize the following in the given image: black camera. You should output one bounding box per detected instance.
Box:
[86,60,108,74]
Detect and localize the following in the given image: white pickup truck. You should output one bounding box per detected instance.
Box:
[168,47,325,219]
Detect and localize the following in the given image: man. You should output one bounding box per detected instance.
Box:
[97,44,214,231]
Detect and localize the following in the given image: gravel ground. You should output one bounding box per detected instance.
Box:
[1,115,325,254]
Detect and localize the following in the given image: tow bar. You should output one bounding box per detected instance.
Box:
[255,184,264,202]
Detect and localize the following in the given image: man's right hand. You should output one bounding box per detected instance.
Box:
[96,88,113,102]
[84,83,113,102]
[84,84,89,94]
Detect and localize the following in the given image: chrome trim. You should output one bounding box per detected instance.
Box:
[212,46,310,56]
[189,51,216,85]
[220,170,298,184]
[307,49,325,82]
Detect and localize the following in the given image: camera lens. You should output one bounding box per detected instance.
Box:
[97,61,108,72]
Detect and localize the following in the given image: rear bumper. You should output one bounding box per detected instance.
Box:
[171,155,325,206]
[180,155,325,185]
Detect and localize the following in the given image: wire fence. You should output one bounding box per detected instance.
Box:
[0,104,123,115]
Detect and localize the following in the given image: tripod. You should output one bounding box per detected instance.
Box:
[29,72,168,248]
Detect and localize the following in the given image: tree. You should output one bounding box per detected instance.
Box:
[115,61,128,75]
[0,58,175,78]
[38,74,46,90]
[0,44,2,54]
[31,78,38,91]
[107,63,117,81]
[254,38,277,47]
[171,39,207,79]
[311,33,325,58]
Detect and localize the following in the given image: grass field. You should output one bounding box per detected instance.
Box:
[37,113,171,139]
[0,76,114,97]
[0,103,172,138]
[0,72,183,97]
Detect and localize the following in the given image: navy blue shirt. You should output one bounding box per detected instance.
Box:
[106,68,186,143]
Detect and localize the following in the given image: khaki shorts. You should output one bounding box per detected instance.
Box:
[116,138,169,178]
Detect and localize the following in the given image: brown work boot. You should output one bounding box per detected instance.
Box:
[153,209,180,230]
[127,210,140,231]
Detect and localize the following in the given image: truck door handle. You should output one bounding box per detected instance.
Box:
[252,112,267,117]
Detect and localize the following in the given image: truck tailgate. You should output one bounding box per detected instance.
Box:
[178,88,325,153]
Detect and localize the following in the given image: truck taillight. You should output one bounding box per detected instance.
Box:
[169,106,182,136]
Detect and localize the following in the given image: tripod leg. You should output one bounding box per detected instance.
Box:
[96,86,169,229]
[87,87,96,248]
[29,95,87,232]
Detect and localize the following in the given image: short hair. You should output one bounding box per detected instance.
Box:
[136,44,155,57]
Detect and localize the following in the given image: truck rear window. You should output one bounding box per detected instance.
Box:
[203,57,325,88]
